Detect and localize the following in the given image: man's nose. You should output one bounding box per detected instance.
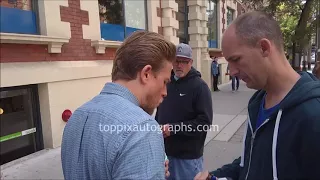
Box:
[162,88,168,98]
[176,63,183,68]
[229,66,239,76]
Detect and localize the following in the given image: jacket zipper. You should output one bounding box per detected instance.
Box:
[245,118,270,180]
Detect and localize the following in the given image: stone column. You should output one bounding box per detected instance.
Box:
[188,0,212,88]
[161,0,179,44]
[147,0,162,33]
[200,0,212,89]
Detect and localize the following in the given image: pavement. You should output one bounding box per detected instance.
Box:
[0,80,256,179]
[203,81,255,171]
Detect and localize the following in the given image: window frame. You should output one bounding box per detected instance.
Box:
[207,0,218,48]
[99,0,149,41]
[0,0,40,35]
[227,6,235,26]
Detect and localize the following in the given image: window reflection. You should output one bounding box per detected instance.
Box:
[98,0,124,25]
[227,7,234,26]
[0,0,32,10]
[207,0,218,48]
[176,0,189,44]
[99,0,147,41]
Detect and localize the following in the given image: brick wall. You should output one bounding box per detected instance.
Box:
[0,0,116,63]
[0,0,32,10]
[237,2,245,16]
[157,0,162,35]
[209,51,223,58]
[221,0,226,33]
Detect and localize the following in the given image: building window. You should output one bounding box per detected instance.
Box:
[207,0,218,48]
[227,7,234,26]
[99,0,147,41]
[176,0,189,44]
[0,0,39,34]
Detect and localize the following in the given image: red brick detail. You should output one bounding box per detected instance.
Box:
[157,7,162,17]
[158,27,163,35]
[221,0,226,32]
[237,3,245,16]
[0,0,116,63]
[222,7,225,14]
[0,44,117,62]
[209,51,223,58]
[0,0,32,10]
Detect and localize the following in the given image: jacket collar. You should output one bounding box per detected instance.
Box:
[100,82,140,106]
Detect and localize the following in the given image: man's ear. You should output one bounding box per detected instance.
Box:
[259,38,271,57]
[139,65,153,84]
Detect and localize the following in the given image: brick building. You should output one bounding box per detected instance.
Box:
[0,0,245,165]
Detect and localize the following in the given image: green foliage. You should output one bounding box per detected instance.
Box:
[275,2,301,52]
[240,0,318,52]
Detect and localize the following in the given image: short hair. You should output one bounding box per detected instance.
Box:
[232,11,284,51]
[111,30,176,81]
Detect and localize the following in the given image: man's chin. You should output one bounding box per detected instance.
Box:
[174,72,184,78]
[245,82,259,90]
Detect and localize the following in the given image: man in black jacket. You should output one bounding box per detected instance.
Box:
[195,11,320,180]
[155,43,213,180]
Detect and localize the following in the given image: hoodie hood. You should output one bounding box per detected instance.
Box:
[249,71,320,111]
[171,66,201,82]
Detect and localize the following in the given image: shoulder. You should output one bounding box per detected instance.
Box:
[76,93,154,130]
[296,97,320,121]
[189,78,211,100]
[193,77,210,91]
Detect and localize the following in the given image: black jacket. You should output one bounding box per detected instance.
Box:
[155,67,213,159]
[211,71,320,180]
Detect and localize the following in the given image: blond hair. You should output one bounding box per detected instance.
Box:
[111,30,176,81]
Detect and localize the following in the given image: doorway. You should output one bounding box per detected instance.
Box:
[0,85,43,165]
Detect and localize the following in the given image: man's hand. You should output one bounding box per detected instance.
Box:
[194,171,210,180]
[162,124,171,138]
[165,159,170,178]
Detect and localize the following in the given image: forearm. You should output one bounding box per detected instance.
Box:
[210,157,241,180]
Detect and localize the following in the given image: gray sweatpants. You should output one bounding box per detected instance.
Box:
[167,156,203,180]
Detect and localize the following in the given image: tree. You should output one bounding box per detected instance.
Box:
[240,0,319,70]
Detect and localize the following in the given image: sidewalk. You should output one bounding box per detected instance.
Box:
[203,80,255,171]
[0,80,255,179]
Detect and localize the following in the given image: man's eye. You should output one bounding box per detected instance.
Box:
[235,57,240,62]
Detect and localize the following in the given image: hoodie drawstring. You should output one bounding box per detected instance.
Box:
[272,109,283,180]
[239,109,283,180]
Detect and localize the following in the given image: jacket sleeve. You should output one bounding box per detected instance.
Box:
[210,157,241,180]
[169,82,213,137]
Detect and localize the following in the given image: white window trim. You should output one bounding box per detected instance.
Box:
[91,40,122,54]
[0,33,69,53]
